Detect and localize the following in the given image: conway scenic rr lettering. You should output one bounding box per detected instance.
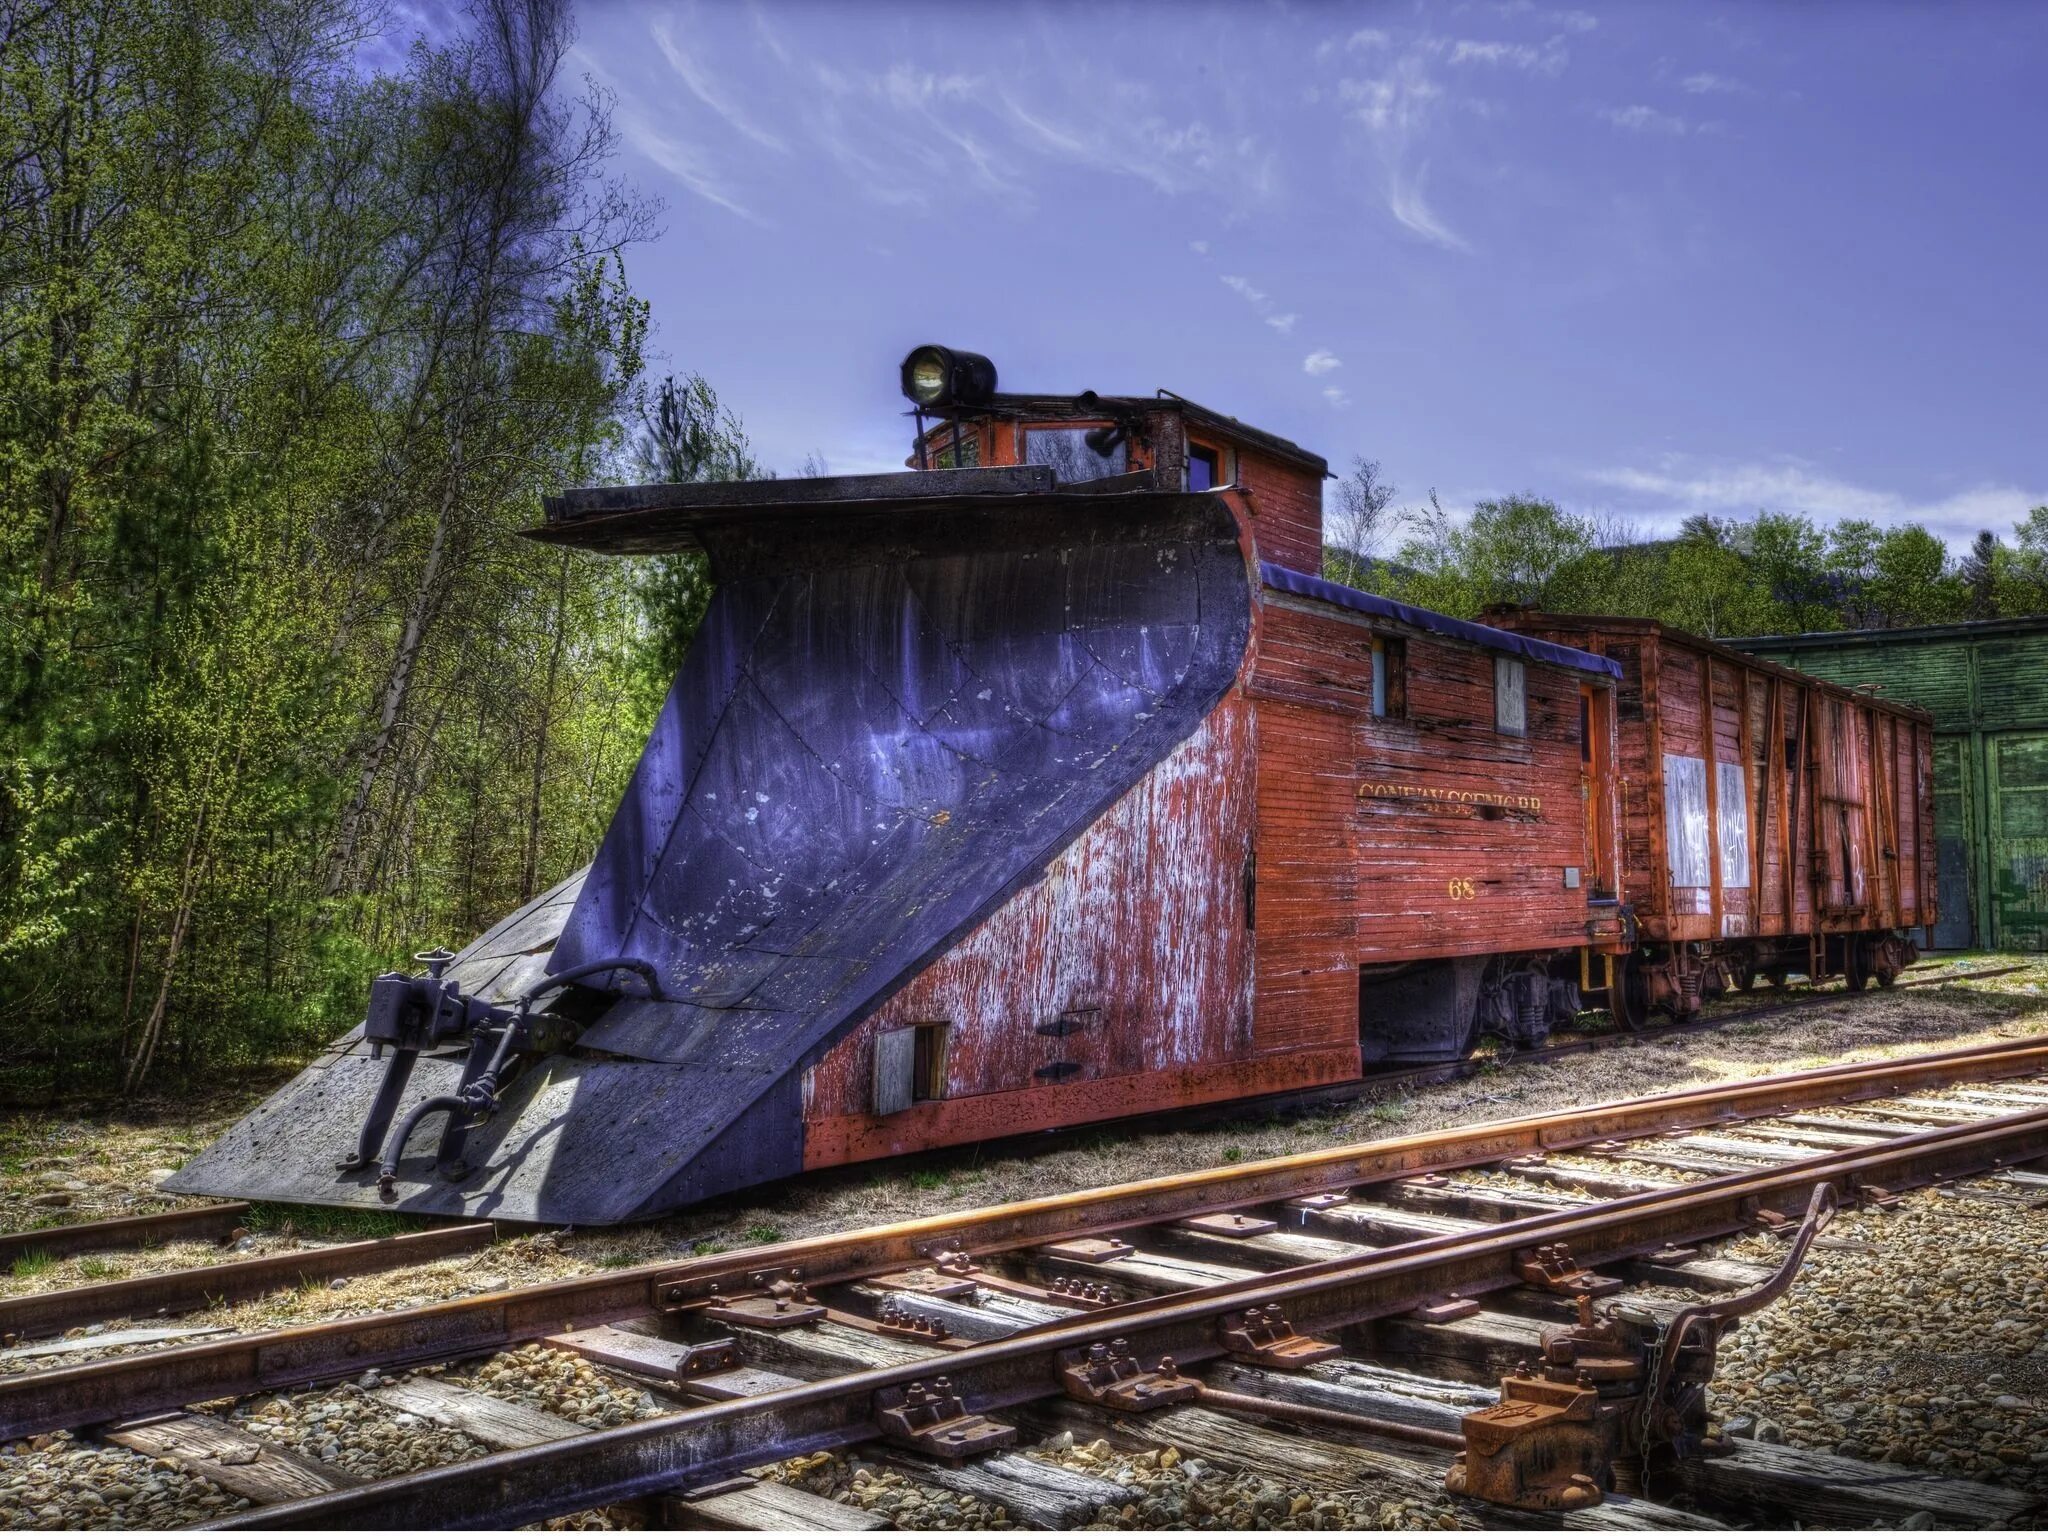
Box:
[1358,780,1545,814]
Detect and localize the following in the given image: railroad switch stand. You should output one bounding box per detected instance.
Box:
[1447,1295,1709,1513]
[1060,1340,1201,1411]
[1452,1185,1837,1514]
[874,1377,1016,1460]
[1221,1304,1341,1367]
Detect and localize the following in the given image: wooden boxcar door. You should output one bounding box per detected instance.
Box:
[1816,697,1871,919]
[1988,731,2048,951]
[1580,683,1618,899]
[1931,736,1974,949]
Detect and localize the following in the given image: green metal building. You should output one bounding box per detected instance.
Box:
[1733,616,2048,951]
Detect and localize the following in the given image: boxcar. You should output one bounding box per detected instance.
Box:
[1494,611,1938,1019]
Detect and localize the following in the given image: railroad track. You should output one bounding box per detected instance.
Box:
[4,1035,2046,1531]
[4,954,2019,1309]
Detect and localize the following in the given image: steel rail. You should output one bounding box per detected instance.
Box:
[0,1223,495,1341]
[212,1102,2048,1530]
[7,1033,2046,1441]
[0,1204,252,1268]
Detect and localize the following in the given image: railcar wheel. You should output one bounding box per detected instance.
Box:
[1843,936,1872,993]
[1728,952,1757,993]
[1611,953,1653,1033]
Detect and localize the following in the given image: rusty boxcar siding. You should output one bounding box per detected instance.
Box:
[1496,613,1936,1015]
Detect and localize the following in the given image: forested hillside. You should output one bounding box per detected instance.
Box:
[1323,459,2048,636]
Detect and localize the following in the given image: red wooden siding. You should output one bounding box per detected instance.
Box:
[802,694,1277,1165]
[1236,445,1324,573]
[1249,596,1618,1057]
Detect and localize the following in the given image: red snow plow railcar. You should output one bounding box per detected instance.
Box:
[171,350,1788,1227]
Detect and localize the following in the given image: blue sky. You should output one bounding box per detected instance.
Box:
[554,1,2045,548]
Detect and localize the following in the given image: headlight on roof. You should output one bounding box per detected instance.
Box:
[900,345,997,409]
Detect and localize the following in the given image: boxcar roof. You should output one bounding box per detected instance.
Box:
[1263,567,1622,679]
[1731,613,2048,648]
[1508,610,1934,723]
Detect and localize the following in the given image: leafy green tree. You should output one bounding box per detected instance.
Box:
[1737,513,1834,633]
[1866,525,1963,628]
[626,372,761,711]
[1960,531,2001,619]
[1994,506,2048,617]
[0,0,660,1094]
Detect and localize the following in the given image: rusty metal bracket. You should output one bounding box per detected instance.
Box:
[1287,1191,1350,1212]
[1178,1212,1278,1238]
[703,1269,824,1329]
[1060,1339,1199,1411]
[675,1338,741,1378]
[1040,1236,1134,1264]
[1408,1294,1480,1323]
[871,1266,978,1300]
[1221,1303,1340,1368]
[918,1244,981,1279]
[873,1377,1015,1460]
[1515,1242,1623,1299]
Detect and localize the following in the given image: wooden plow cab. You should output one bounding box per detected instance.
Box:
[1492,612,1938,1021]
[168,351,1629,1225]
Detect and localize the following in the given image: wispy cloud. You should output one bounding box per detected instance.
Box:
[1447,37,1569,75]
[1600,103,1690,136]
[577,49,763,223]
[651,16,789,152]
[1318,26,1390,60]
[1338,58,1471,252]
[1387,160,1470,250]
[1189,239,1210,256]
[1323,385,1352,408]
[1303,349,1343,375]
[1681,71,1749,95]
[999,87,1276,207]
[1265,312,1298,334]
[1221,274,1268,306]
[1584,457,2048,547]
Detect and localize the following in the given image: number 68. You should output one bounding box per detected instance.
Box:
[1447,878,1477,901]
